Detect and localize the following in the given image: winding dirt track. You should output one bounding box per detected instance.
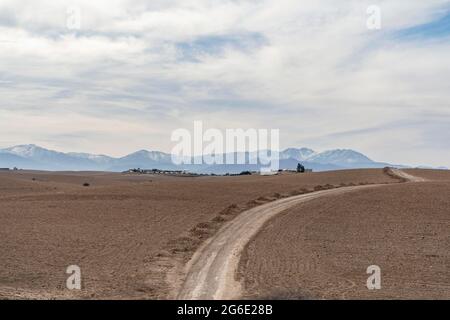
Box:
[177,169,422,300]
[177,185,384,299]
[390,168,427,182]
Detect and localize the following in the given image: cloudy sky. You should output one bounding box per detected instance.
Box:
[0,0,449,167]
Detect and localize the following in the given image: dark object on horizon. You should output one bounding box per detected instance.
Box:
[0,168,10,171]
[239,171,252,176]
[126,168,187,175]
[83,182,90,187]
[297,163,305,173]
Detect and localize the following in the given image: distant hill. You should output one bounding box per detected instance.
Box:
[0,144,423,173]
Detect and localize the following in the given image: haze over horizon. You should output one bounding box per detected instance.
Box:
[1,0,449,167]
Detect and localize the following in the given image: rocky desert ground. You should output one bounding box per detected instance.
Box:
[0,168,448,299]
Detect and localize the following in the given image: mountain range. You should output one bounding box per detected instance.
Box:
[0,144,424,174]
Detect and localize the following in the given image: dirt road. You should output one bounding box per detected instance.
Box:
[0,168,396,299]
[177,169,422,300]
[239,180,450,299]
[390,168,427,182]
[177,184,386,299]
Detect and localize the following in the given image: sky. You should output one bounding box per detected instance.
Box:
[0,0,449,167]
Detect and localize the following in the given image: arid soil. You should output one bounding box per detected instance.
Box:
[177,185,383,300]
[404,168,450,181]
[239,179,450,299]
[0,169,396,299]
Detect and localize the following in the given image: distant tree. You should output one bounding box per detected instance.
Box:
[297,163,305,173]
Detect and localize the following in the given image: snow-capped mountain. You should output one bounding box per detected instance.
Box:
[107,150,175,171]
[67,152,115,165]
[5,144,56,159]
[0,149,37,168]
[306,149,373,166]
[0,144,410,172]
[280,148,316,161]
[3,144,101,170]
[119,150,172,163]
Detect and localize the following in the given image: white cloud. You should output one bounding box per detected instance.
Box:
[0,0,449,166]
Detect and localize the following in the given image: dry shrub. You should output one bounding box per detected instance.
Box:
[212,215,226,223]
[169,236,200,253]
[196,222,211,229]
[190,227,210,239]
[219,204,239,216]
